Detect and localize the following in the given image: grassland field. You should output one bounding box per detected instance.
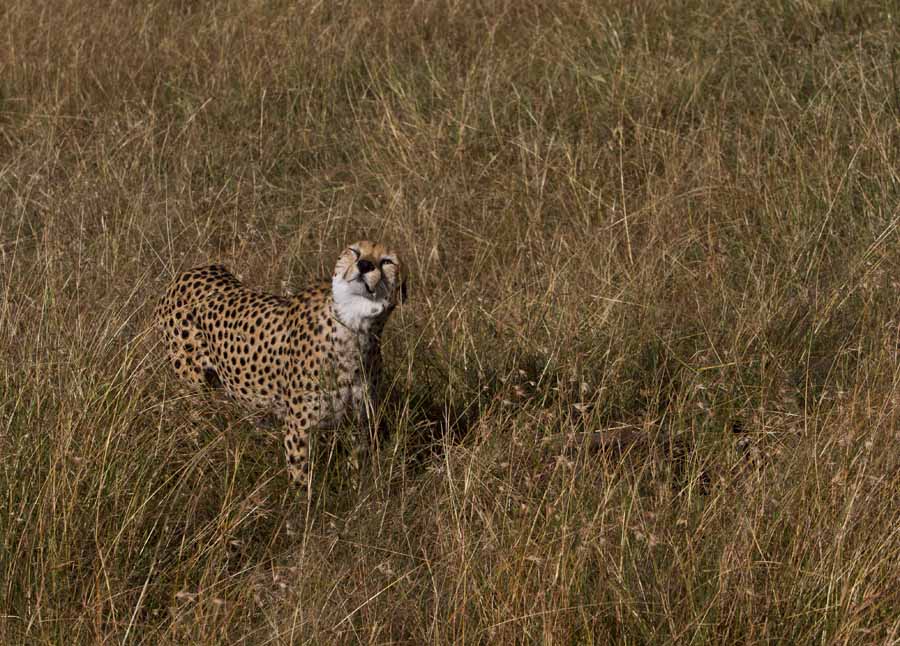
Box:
[1,0,899,643]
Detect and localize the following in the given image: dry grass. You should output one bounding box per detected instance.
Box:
[1,0,899,643]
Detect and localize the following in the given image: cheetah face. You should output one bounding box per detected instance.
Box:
[332,240,405,326]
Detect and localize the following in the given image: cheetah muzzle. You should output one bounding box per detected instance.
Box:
[155,241,406,493]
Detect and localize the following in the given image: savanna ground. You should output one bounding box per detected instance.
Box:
[1,0,899,643]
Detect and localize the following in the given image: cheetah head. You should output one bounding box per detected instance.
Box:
[332,240,406,328]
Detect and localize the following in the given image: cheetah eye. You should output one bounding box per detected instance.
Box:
[349,248,361,258]
[379,258,395,267]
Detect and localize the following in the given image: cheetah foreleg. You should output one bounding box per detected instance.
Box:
[283,417,312,493]
[347,383,378,488]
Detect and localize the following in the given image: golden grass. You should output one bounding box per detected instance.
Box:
[1,0,898,642]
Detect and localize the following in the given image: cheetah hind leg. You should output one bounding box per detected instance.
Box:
[348,434,371,492]
[164,311,221,392]
[161,317,224,428]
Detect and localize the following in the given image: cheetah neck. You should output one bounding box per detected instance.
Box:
[331,278,391,334]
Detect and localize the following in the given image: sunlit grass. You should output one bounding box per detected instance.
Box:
[1,0,898,642]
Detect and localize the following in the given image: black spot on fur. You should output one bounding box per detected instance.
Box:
[203,368,222,388]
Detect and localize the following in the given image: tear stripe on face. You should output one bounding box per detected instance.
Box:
[374,280,393,302]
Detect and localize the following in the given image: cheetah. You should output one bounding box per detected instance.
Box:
[155,241,406,490]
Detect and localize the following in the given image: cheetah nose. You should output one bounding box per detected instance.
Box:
[357,259,375,274]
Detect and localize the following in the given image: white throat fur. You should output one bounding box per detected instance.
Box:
[332,277,390,331]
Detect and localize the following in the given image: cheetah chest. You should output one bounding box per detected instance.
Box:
[321,319,383,426]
